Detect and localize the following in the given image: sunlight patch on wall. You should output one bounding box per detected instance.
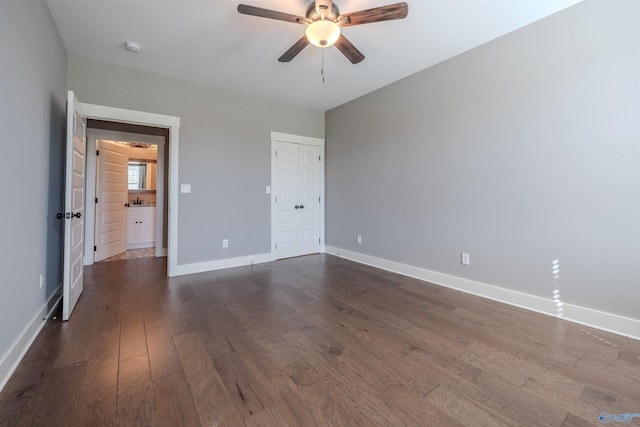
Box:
[551,259,563,317]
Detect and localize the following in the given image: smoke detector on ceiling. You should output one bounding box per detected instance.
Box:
[124,41,141,53]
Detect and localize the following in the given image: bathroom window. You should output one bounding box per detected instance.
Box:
[128,162,147,190]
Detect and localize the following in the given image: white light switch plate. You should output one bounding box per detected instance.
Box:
[266,186,271,194]
[181,184,191,193]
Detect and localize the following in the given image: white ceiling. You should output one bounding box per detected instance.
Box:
[46,0,582,111]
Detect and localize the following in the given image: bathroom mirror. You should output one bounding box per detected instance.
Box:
[128,159,156,190]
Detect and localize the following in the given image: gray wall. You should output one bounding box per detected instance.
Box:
[67,55,324,265]
[0,0,68,363]
[326,0,639,320]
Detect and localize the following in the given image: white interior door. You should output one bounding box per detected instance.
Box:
[298,144,321,254]
[273,140,321,259]
[94,140,128,261]
[63,91,87,321]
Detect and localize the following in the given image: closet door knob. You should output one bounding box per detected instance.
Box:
[295,205,300,209]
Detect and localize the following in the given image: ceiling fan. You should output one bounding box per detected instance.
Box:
[237,1,408,64]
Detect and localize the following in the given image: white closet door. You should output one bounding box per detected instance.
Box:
[298,144,321,255]
[273,141,321,259]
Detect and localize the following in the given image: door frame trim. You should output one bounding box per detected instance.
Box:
[79,102,180,276]
[270,132,325,258]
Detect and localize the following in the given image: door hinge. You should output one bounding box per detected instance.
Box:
[95,197,98,204]
[96,150,99,156]
[94,246,97,252]
[275,196,278,203]
[319,155,321,161]
[318,196,321,203]
[275,243,278,250]
[275,151,278,157]
[318,238,321,244]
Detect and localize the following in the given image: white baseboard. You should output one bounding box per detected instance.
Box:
[325,246,640,341]
[0,284,62,392]
[171,252,275,276]
[127,242,154,250]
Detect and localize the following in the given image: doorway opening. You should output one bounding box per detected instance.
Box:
[83,122,168,265]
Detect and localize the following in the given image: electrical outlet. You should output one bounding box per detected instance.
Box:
[223,239,229,248]
[39,273,44,290]
[356,235,362,244]
[461,253,470,265]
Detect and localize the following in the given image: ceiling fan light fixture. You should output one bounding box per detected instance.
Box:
[305,20,340,47]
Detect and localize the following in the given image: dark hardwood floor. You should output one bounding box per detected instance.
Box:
[1,254,638,426]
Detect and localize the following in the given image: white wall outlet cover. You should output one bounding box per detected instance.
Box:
[181,184,191,193]
[461,253,470,265]
[223,239,229,248]
[266,186,271,194]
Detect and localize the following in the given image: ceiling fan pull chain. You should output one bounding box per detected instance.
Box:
[321,48,325,83]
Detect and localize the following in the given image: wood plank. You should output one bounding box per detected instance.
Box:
[472,371,568,426]
[401,348,567,427]
[119,333,148,362]
[579,386,637,416]
[244,406,291,427]
[116,355,156,426]
[120,302,146,338]
[425,384,512,427]
[213,353,274,419]
[145,325,182,381]
[562,412,600,426]
[153,372,200,427]
[565,359,640,402]
[16,361,86,426]
[618,350,640,366]
[459,341,534,386]
[54,303,98,368]
[174,331,244,426]
[282,329,406,425]
[284,359,375,426]
[520,377,597,423]
[383,383,464,426]
[73,359,118,427]
[164,299,209,337]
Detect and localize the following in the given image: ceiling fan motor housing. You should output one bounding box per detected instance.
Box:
[305,2,340,22]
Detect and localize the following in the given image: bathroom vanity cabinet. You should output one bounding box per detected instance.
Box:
[127,206,155,249]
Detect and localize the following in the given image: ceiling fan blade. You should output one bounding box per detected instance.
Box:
[334,34,365,64]
[278,36,311,62]
[237,4,306,24]
[340,2,408,27]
